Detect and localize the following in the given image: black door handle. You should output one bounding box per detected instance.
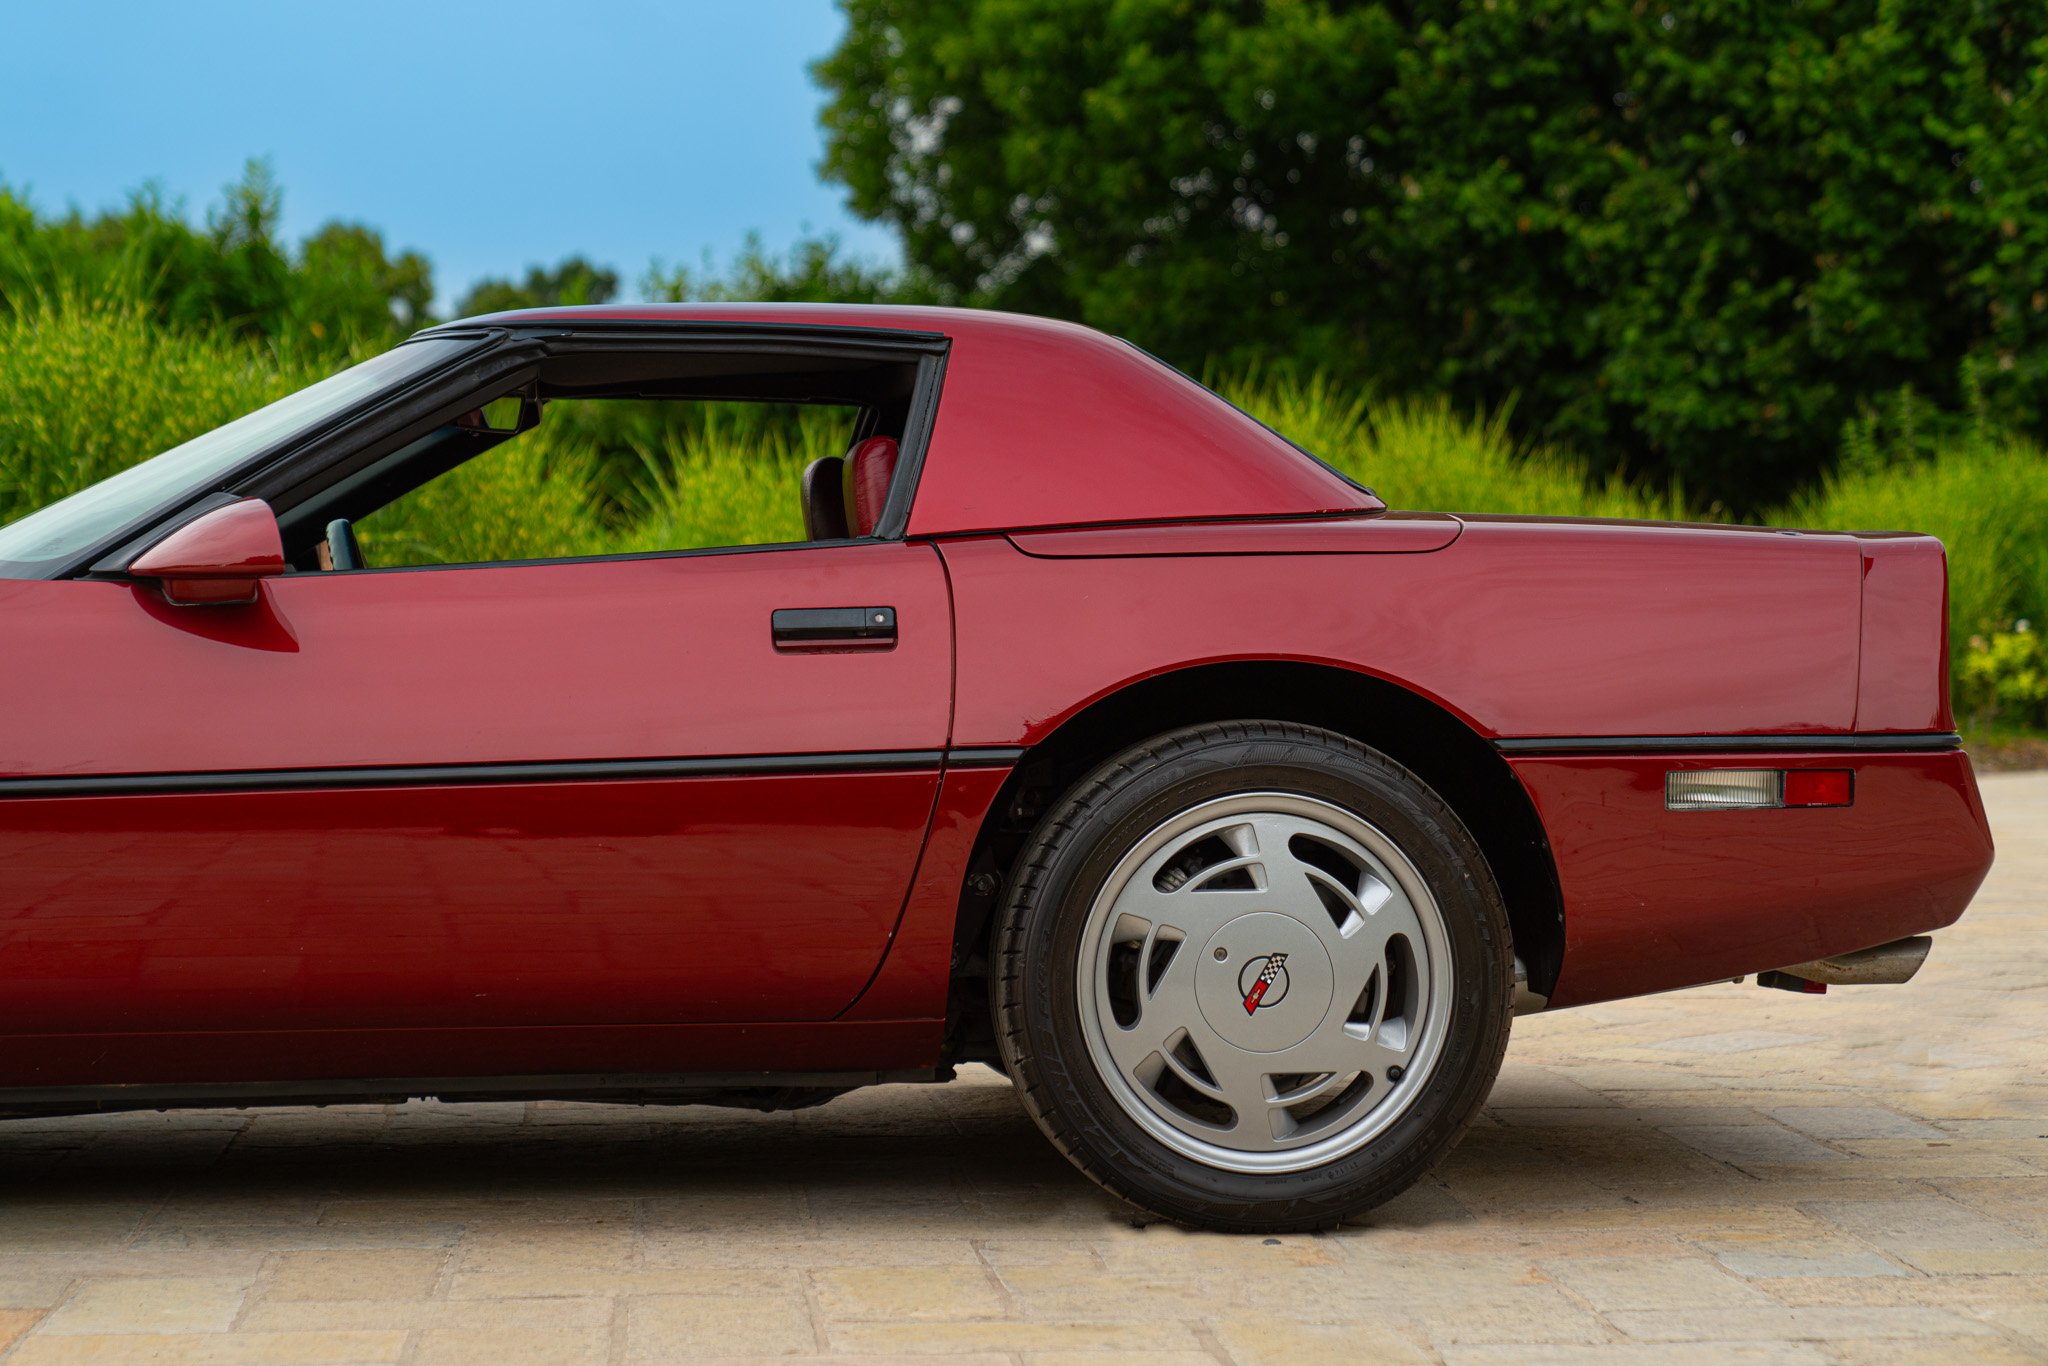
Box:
[772,606,897,648]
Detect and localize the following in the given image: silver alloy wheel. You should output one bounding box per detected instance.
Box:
[1076,792,1455,1173]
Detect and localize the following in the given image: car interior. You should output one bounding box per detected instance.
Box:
[267,347,926,573]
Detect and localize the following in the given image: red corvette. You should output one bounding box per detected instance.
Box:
[0,305,1995,1230]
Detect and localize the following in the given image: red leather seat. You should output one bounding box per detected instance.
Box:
[845,435,899,537]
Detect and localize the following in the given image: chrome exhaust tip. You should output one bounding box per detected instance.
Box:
[1764,935,1933,989]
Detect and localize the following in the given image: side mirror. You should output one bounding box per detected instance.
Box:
[128,498,287,606]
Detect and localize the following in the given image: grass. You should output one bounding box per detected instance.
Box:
[0,289,313,520]
[352,406,821,565]
[1232,374,1688,521]
[3,291,2042,742]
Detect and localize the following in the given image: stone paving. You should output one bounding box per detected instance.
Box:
[0,772,2041,1365]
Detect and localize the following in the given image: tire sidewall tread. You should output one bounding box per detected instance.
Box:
[991,720,1513,1233]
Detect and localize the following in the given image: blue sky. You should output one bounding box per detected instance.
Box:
[0,0,899,309]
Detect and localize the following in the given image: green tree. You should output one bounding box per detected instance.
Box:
[454,256,621,317]
[644,231,934,305]
[295,223,434,342]
[0,160,435,352]
[817,0,2048,503]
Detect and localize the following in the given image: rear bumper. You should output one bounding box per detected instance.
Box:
[1508,749,1995,1009]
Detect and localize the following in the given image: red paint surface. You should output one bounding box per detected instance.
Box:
[127,498,286,580]
[0,771,940,1038]
[0,542,950,777]
[1519,750,1993,1007]
[940,522,1869,744]
[1854,534,1953,732]
[0,540,954,1083]
[843,764,1012,1021]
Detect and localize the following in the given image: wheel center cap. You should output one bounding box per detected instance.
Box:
[1197,912,1335,1052]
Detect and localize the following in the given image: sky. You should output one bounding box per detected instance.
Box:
[0,0,900,309]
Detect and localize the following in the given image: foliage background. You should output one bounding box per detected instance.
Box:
[818,0,2048,510]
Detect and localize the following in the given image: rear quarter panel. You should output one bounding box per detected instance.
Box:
[943,519,1864,745]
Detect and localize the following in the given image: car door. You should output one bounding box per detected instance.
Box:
[0,540,953,1062]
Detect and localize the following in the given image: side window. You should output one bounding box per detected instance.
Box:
[356,398,857,568]
[279,346,924,573]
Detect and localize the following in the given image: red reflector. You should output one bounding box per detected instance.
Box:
[1783,769,1853,807]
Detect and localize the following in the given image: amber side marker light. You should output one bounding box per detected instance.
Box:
[1665,769,1854,811]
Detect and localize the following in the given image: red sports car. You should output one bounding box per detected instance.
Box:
[0,305,1995,1231]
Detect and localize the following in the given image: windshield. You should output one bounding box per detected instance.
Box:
[0,337,477,579]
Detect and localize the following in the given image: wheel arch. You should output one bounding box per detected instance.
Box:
[948,661,1563,1055]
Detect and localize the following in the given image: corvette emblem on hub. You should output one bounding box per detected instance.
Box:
[1238,952,1290,1014]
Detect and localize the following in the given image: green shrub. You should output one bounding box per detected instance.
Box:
[354,438,613,567]
[1226,373,1684,520]
[1,164,430,352]
[1957,623,2048,729]
[614,425,808,554]
[0,288,320,524]
[541,399,855,524]
[1786,433,2048,659]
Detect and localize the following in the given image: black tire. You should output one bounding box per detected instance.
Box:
[991,720,1512,1232]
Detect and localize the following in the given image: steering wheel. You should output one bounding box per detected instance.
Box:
[324,518,365,572]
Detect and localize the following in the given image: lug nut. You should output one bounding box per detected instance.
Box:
[1213,947,1228,961]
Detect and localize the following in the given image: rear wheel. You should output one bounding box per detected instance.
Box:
[992,721,1511,1231]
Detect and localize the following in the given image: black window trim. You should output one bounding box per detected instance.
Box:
[81,320,953,583]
